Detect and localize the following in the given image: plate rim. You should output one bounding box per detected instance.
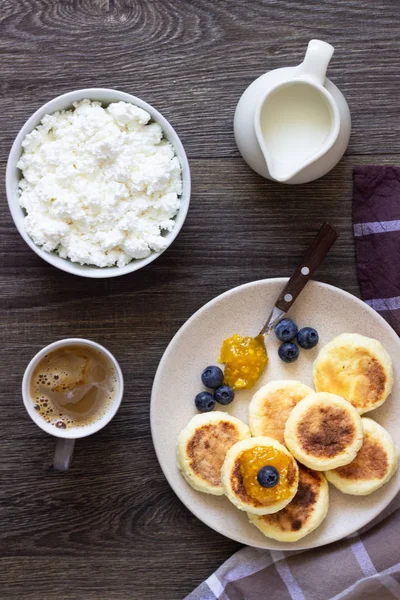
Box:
[150,277,400,550]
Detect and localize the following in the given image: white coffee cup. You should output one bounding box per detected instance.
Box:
[22,338,124,471]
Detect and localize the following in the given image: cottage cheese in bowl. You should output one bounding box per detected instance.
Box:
[17,99,182,268]
[6,88,190,277]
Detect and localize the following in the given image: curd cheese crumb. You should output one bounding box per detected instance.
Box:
[18,99,183,267]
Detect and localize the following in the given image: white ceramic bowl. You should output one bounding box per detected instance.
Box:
[6,88,191,278]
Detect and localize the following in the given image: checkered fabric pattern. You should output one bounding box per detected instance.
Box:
[186,493,400,600]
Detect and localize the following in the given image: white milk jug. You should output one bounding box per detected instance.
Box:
[234,40,351,184]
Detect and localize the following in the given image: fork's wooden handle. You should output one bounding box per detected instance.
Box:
[275,222,339,313]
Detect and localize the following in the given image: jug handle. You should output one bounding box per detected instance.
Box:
[296,39,334,86]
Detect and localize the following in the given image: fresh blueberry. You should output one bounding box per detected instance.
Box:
[201,365,224,389]
[278,342,300,363]
[257,465,280,488]
[274,318,298,342]
[195,391,215,412]
[297,327,319,349]
[214,385,235,405]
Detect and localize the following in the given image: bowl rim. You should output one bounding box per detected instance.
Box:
[6,87,191,279]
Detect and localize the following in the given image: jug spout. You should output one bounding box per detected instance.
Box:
[265,152,317,183]
[265,160,304,184]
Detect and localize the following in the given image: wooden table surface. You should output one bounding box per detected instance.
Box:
[1,1,400,598]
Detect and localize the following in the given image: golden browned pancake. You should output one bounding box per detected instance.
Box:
[326,418,398,495]
[313,333,393,414]
[177,412,250,495]
[221,437,299,515]
[248,465,329,542]
[284,392,363,470]
[249,381,314,444]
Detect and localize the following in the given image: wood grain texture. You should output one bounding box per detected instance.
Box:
[0,0,399,598]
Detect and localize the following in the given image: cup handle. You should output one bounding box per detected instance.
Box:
[296,39,334,86]
[53,438,76,471]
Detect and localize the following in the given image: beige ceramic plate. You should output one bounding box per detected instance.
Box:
[151,279,400,550]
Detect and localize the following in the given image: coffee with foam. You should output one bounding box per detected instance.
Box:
[29,344,117,429]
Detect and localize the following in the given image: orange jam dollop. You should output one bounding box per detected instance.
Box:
[219,334,268,390]
[239,446,293,505]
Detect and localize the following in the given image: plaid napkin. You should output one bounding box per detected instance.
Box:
[353,166,400,335]
[186,495,400,600]
[185,166,400,600]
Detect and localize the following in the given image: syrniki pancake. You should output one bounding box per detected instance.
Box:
[177,412,250,495]
[284,392,363,471]
[249,380,314,444]
[248,465,329,542]
[221,436,299,515]
[313,333,393,414]
[326,418,398,495]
